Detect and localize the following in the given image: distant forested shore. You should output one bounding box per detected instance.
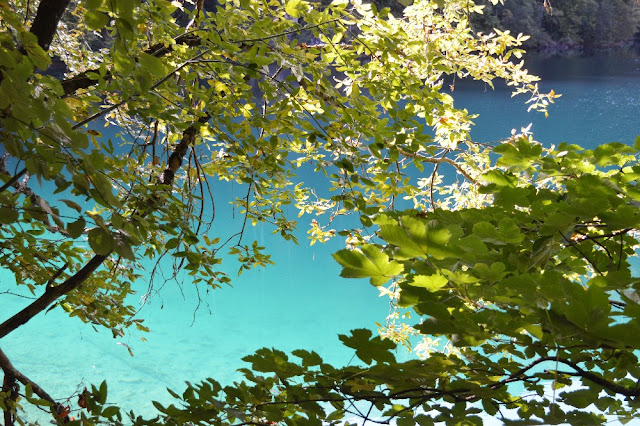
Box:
[469,0,640,53]
[358,0,640,53]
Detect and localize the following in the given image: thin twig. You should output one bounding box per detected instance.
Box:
[398,148,478,184]
[0,168,27,194]
[73,49,210,130]
[559,231,602,275]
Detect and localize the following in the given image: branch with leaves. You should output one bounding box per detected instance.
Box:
[1,0,636,424]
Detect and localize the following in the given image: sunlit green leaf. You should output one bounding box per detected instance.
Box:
[333,244,403,285]
[408,273,448,291]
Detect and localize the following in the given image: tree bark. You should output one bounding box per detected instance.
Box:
[29,0,72,51]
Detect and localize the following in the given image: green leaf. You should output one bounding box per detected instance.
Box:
[292,349,323,367]
[562,388,596,409]
[85,0,103,9]
[338,329,396,365]
[482,170,517,187]
[85,10,110,30]
[0,207,19,224]
[88,227,113,255]
[18,30,50,70]
[67,217,86,239]
[91,173,118,208]
[494,139,542,168]
[101,406,120,418]
[242,348,302,378]
[481,399,498,416]
[61,199,83,213]
[333,244,403,286]
[114,234,135,260]
[407,273,448,291]
[377,216,457,260]
[138,52,168,77]
[165,238,180,250]
[285,0,304,18]
[98,380,108,404]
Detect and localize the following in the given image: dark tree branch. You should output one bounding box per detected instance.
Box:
[60,17,345,97]
[397,147,478,184]
[551,357,640,398]
[0,348,55,404]
[0,168,27,194]
[0,119,204,340]
[61,33,202,96]
[29,0,72,51]
[0,118,200,418]
[0,254,107,339]
[45,263,68,290]
[1,346,59,426]
[609,299,626,309]
[2,372,17,426]
[160,115,209,185]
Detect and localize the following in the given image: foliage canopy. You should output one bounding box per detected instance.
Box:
[0,0,639,425]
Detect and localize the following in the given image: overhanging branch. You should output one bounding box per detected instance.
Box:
[551,357,640,398]
[0,254,107,339]
[0,117,204,340]
[61,33,202,96]
[0,348,55,405]
[0,168,27,195]
[60,18,345,97]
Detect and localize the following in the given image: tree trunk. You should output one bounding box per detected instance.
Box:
[29,0,72,51]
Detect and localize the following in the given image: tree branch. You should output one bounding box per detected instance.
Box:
[0,118,204,340]
[60,18,344,97]
[397,148,478,184]
[61,33,202,96]
[0,254,107,339]
[72,49,209,130]
[0,346,65,426]
[0,168,27,195]
[552,357,640,398]
[0,348,56,404]
[29,0,71,51]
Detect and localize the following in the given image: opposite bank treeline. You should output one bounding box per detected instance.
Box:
[470,0,640,52]
[377,0,640,52]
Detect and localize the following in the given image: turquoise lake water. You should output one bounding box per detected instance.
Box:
[1,49,640,422]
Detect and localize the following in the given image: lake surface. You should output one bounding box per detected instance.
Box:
[458,49,640,147]
[1,49,640,422]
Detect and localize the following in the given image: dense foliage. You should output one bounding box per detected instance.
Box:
[471,0,640,51]
[0,0,639,425]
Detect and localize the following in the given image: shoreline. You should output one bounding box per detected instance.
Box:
[524,40,640,57]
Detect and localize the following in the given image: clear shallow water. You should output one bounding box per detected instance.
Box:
[2,50,640,422]
[1,223,391,421]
